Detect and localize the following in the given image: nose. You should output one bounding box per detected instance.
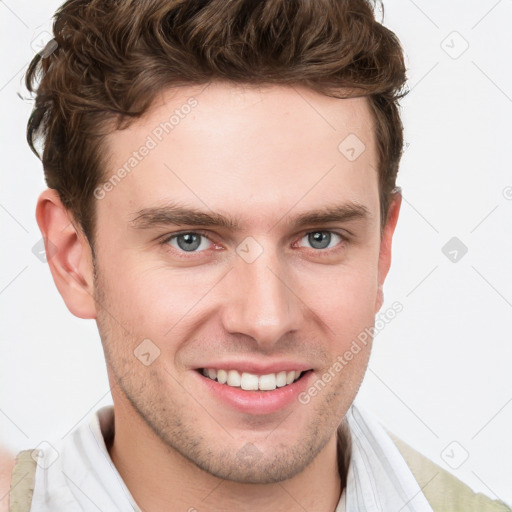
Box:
[220,244,304,350]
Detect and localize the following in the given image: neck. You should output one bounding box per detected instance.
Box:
[108,398,351,512]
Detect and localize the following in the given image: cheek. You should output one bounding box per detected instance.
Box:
[99,257,224,343]
[295,260,379,334]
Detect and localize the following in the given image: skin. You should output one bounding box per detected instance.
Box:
[34,82,401,512]
[0,449,15,512]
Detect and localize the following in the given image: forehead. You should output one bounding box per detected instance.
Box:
[99,82,379,229]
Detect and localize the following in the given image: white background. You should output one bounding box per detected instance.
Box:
[1,0,511,505]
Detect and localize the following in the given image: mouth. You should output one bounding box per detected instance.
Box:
[193,362,315,414]
[198,368,308,391]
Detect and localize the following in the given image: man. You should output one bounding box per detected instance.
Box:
[2,0,510,510]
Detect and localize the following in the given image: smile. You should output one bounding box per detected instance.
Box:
[200,368,304,391]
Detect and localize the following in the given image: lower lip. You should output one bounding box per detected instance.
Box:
[195,370,314,415]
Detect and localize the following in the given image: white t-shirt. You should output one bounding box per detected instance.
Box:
[28,402,433,511]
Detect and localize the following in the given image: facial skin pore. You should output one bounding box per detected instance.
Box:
[36,82,401,512]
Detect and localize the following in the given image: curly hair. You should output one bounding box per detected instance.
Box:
[25,0,407,247]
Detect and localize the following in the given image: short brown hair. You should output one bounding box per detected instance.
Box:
[26,0,407,247]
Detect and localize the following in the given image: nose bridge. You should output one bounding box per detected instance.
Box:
[221,242,302,347]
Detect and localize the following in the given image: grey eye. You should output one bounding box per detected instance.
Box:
[308,231,331,249]
[168,232,211,252]
[299,231,342,250]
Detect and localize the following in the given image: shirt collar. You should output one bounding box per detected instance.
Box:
[87,403,433,512]
[341,403,433,512]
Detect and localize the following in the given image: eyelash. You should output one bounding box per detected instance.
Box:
[159,229,349,258]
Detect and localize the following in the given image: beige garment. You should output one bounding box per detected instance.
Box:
[388,432,512,512]
[9,438,512,511]
[8,449,39,512]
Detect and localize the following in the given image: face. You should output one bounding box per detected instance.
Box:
[90,82,396,483]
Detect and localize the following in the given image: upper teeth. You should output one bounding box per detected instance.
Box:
[202,368,302,391]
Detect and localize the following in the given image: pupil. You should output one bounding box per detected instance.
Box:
[178,233,201,251]
[309,231,330,249]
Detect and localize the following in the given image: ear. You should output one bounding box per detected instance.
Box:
[374,189,402,313]
[35,189,97,319]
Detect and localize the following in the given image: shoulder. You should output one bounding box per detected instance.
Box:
[387,431,512,512]
[0,448,16,512]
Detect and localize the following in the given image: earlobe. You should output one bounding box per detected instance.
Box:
[35,189,97,319]
[374,190,402,314]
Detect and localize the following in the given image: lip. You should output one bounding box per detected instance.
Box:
[194,368,314,415]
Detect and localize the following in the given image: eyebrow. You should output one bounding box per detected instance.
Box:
[129,201,371,231]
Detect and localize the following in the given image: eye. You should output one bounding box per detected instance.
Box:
[298,231,345,250]
[165,232,213,252]
[161,230,347,256]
